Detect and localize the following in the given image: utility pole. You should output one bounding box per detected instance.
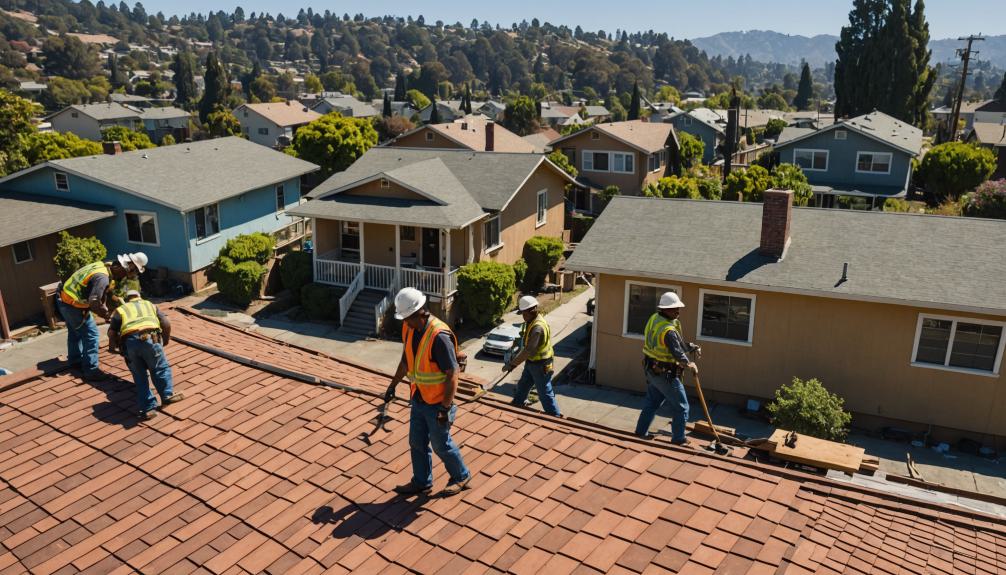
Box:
[948,34,984,142]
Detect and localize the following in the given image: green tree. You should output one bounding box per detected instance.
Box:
[53,231,107,281]
[767,377,852,442]
[101,126,155,151]
[628,81,641,120]
[394,71,407,102]
[724,165,771,202]
[405,89,430,111]
[600,185,621,206]
[547,150,577,178]
[793,63,813,111]
[108,53,127,89]
[20,132,102,167]
[311,26,329,71]
[503,95,539,136]
[770,163,814,206]
[287,113,378,177]
[917,142,997,200]
[758,92,789,111]
[249,76,276,103]
[677,132,704,168]
[382,93,392,117]
[0,89,41,176]
[521,236,564,292]
[994,72,1006,102]
[42,35,100,80]
[457,261,516,327]
[653,85,680,104]
[199,52,229,124]
[304,73,323,94]
[206,109,243,138]
[763,118,788,140]
[428,95,440,124]
[40,77,94,109]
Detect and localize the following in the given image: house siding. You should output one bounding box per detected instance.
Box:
[391,129,468,150]
[479,167,566,264]
[235,106,307,148]
[50,110,141,141]
[557,130,667,195]
[593,272,1006,441]
[775,128,913,193]
[668,116,721,164]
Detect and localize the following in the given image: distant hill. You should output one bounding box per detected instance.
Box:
[691,30,1006,69]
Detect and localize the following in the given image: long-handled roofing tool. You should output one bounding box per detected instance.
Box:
[691,372,732,455]
[362,396,394,444]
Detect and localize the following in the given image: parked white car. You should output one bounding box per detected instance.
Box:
[482,323,521,357]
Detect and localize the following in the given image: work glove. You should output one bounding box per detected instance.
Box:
[384,382,397,403]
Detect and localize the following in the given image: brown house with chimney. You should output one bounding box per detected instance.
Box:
[388,117,536,153]
[567,193,1006,445]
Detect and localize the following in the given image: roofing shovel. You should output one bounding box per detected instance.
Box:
[362,394,394,445]
[691,372,732,456]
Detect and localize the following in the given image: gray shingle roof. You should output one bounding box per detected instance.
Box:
[316,96,379,118]
[138,106,190,120]
[565,197,1006,314]
[775,126,816,145]
[0,192,115,247]
[41,137,318,211]
[776,111,923,156]
[63,103,141,121]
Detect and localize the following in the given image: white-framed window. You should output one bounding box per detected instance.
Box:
[275,184,286,212]
[834,130,847,140]
[425,131,434,141]
[698,289,756,346]
[793,149,829,172]
[536,189,547,227]
[54,171,70,192]
[623,281,682,339]
[682,116,693,126]
[612,152,634,174]
[582,151,633,173]
[125,211,160,246]
[400,226,416,241]
[911,314,1005,376]
[194,204,220,240]
[258,127,269,135]
[11,241,32,264]
[855,152,893,174]
[482,215,501,252]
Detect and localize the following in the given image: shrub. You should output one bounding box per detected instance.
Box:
[279,251,313,300]
[724,165,771,202]
[770,163,813,206]
[963,179,1006,219]
[883,198,913,212]
[763,118,788,140]
[211,256,266,307]
[645,175,701,199]
[547,150,577,178]
[677,132,704,168]
[917,142,997,200]
[695,176,722,200]
[101,125,155,150]
[767,377,852,441]
[220,232,275,265]
[521,236,564,292]
[300,282,341,320]
[160,134,176,146]
[512,258,528,289]
[53,231,107,280]
[599,185,620,205]
[457,261,516,328]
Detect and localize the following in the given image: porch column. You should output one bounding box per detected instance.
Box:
[443,228,451,299]
[311,218,318,280]
[359,221,366,275]
[394,224,401,289]
[467,226,474,264]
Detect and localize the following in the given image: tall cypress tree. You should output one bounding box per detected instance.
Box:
[243,60,262,99]
[311,27,329,72]
[171,51,197,109]
[429,96,440,124]
[199,52,229,124]
[628,81,641,120]
[883,0,916,122]
[794,63,814,111]
[909,0,935,126]
[108,53,127,89]
[834,0,887,119]
[995,72,1006,102]
[394,71,407,101]
[382,93,392,117]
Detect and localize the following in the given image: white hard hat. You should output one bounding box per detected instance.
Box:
[394,287,427,319]
[518,295,539,312]
[657,291,685,309]
[118,252,148,273]
[124,289,141,300]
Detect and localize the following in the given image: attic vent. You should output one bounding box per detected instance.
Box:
[380,178,390,188]
[591,132,600,140]
[834,130,847,140]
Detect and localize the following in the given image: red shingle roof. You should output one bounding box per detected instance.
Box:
[1,310,1004,574]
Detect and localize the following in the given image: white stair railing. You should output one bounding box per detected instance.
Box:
[338,268,365,325]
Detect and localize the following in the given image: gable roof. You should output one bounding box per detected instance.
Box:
[549,120,679,155]
[774,111,923,156]
[976,99,1006,113]
[397,118,536,153]
[677,108,727,134]
[138,106,190,121]
[1,307,1004,574]
[0,192,115,247]
[584,105,610,117]
[315,95,379,118]
[969,122,1006,146]
[566,197,1006,315]
[52,102,142,122]
[522,127,562,153]
[237,101,321,127]
[0,137,319,212]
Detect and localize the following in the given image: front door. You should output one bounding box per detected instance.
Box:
[421,228,439,268]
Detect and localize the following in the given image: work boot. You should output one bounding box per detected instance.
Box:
[635,432,655,440]
[671,439,693,448]
[139,410,158,421]
[441,476,472,496]
[392,482,432,495]
[162,393,185,406]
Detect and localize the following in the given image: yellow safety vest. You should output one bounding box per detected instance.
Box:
[115,299,161,336]
[60,262,114,308]
[403,316,457,404]
[642,313,681,364]
[521,315,554,361]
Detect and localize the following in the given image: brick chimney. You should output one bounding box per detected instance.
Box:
[102,140,122,155]
[485,121,495,152]
[759,189,793,260]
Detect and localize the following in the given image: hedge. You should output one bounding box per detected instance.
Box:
[53,231,107,281]
[220,232,275,265]
[457,261,516,328]
[300,283,341,320]
[512,258,527,289]
[211,256,266,307]
[521,236,564,292]
[279,250,313,301]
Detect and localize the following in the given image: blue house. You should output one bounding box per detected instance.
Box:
[773,111,923,209]
[667,108,725,164]
[0,137,319,290]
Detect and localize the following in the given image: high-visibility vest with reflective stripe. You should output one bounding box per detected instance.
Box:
[60,262,114,308]
[115,299,161,336]
[521,314,553,361]
[642,313,681,364]
[403,316,457,405]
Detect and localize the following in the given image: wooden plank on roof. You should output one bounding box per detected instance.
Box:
[766,429,865,474]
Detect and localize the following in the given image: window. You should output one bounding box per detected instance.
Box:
[71,112,79,118]
[194,204,220,240]
[125,211,159,245]
[698,289,755,345]
[400,226,416,241]
[54,172,69,192]
[612,152,634,174]
[590,131,600,140]
[12,241,32,264]
[834,130,847,140]
[562,147,576,166]
[425,131,434,141]
[856,152,892,174]
[682,116,692,126]
[648,153,663,172]
[482,215,501,252]
[380,178,390,188]
[623,282,681,338]
[341,221,360,252]
[536,189,547,226]
[258,127,269,135]
[912,315,1005,375]
[793,149,828,171]
[275,185,286,212]
[583,151,615,172]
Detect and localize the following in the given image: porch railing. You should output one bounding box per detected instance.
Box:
[374,276,400,336]
[316,259,359,286]
[446,268,459,296]
[315,255,459,297]
[365,264,396,291]
[400,267,445,296]
[339,269,364,325]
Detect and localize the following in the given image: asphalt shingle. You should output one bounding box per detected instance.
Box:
[0,192,115,247]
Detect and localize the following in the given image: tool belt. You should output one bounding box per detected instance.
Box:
[128,329,163,345]
[643,357,680,377]
[528,357,555,373]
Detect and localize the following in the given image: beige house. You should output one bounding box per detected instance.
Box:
[567,193,1006,444]
[548,120,679,212]
[289,148,575,336]
[234,101,321,148]
[389,117,536,153]
[48,103,143,141]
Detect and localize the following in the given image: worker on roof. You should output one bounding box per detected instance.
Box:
[107,290,183,420]
[385,287,472,496]
[504,295,562,417]
[57,252,147,382]
[634,291,700,445]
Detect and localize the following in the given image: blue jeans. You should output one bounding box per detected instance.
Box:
[57,300,100,376]
[512,360,562,416]
[124,336,174,413]
[409,400,470,488]
[634,367,689,442]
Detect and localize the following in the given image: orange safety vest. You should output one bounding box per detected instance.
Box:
[402,316,458,405]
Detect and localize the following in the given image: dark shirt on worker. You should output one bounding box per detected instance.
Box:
[406,320,459,404]
[664,328,692,365]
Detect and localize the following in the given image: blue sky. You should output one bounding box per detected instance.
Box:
[139,0,1005,39]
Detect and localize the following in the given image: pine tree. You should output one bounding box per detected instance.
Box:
[382,93,392,117]
[994,72,1006,102]
[394,71,407,101]
[171,51,197,109]
[243,60,262,99]
[793,63,814,111]
[628,81,641,120]
[108,53,127,89]
[429,96,440,124]
[199,52,229,124]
